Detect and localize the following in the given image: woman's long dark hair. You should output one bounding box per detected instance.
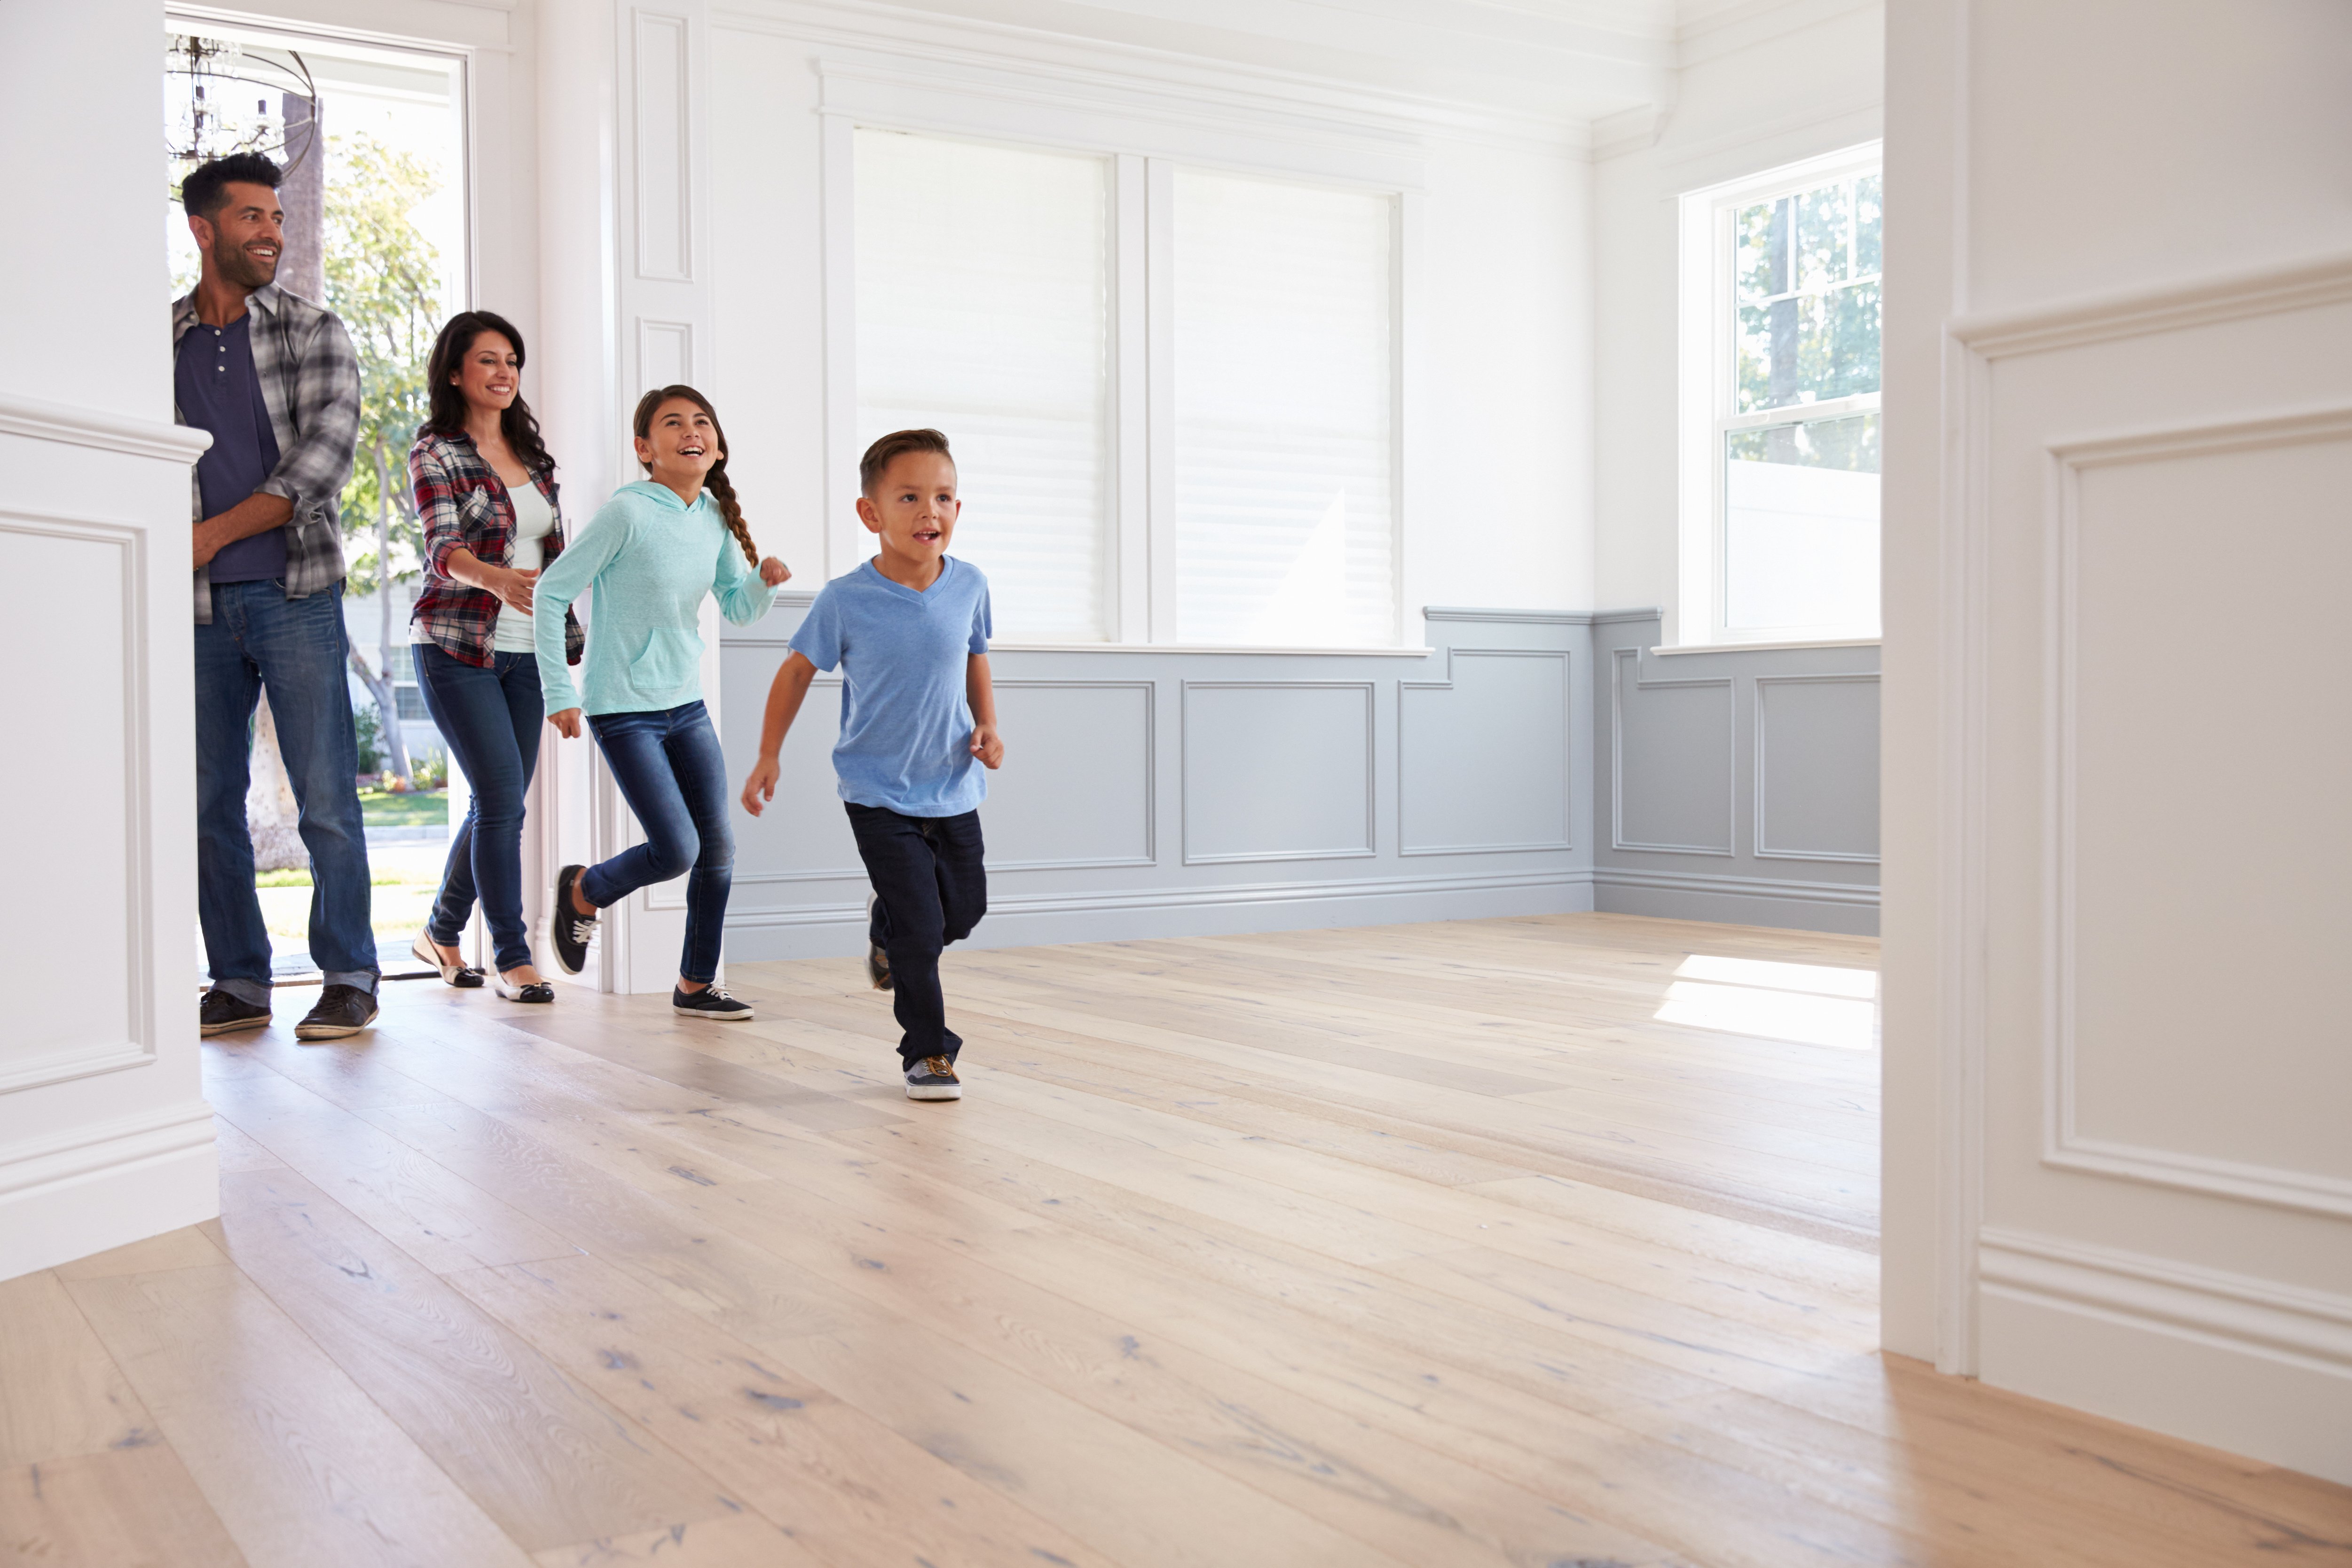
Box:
[424,310,554,476]
[633,384,759,569]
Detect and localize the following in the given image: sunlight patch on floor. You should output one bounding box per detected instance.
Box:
[1656,954,1880,1049]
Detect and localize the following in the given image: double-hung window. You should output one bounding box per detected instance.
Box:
[850,127,1400,647]
[1681,147,1882,644]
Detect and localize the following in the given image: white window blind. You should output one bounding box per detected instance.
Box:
[854,129,1112,642]
[1172,169,1396,645]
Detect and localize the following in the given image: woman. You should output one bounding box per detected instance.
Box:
[405,310,582,1003]
[535,385,789,1018]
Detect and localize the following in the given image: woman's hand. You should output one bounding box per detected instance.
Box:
[549,708,582,740]
[491,566,538,615]
[969,724,1004,770]
[758,556,791,588]
[740,756,781,816]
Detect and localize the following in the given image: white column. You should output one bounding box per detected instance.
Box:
[533,0,717,994]
[0,0,219,1279]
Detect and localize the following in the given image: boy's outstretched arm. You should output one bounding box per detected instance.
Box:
[968,653,1005,769]
[741,651,819,815]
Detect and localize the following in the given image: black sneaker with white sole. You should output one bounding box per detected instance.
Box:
[550,864,598,976]
[673,984,753,1020]
[199,988,270,1036]
[865,890,892,990]
[905,1055,961,1101]
[293,983,379,1042]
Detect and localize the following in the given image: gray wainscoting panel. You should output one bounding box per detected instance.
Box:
[1594,613,1880,935]
[1182,682,1376,865]
[720,645,863,888]
[1755,673,1880,862]
[1400,648,1574,855]
[1611,649,1735,855]
[987,680,1155,870]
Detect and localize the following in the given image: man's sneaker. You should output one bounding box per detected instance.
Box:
[293,984,379,1042]
[673,984,753,1021]
[550,865,598,976]
[865,891,892,990]
[199,989,270,1037]
[905,1055,961,1101]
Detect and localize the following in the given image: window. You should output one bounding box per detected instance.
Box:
[1173,170,1396,645]
[854,130,1112,643]
[1681,148,1881,644]
[847,130,1401,646]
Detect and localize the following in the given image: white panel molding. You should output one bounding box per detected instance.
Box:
[719,0,1591,162]
[730,865,1589,929]
[0,508,156,1094]
[2041,403,2352,1219]
[1180,680,1377,866]
[1753,671,1880,863]
[1608,646,1735,855]
[0,1099,216,1204]
[819,109,860,581]
[1592,864,1878,908]
[1398,647,1575,856]
[0,392,213,465]
[988,677,1158,871]
[1978,1227,2352,1378]
[1422,605,1599,625]
[1952,249,2352,361]
[637,316,695,388]
[631,8,695,282]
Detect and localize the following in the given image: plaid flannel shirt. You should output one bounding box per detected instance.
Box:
[173,285,363,623]
[409,428,586,669]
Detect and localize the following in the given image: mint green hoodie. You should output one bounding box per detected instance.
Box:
[533,480,778,717]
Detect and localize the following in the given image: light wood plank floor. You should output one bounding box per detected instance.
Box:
[8,913,2347,1566]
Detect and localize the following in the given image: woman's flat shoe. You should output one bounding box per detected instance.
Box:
[494,977,555,1004]
[410,931,485,988]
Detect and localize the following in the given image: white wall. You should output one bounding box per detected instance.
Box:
[1592,0,1883,640]
[0,0,217,1280]
[1882,0,2352,1483]
[707,2,1597,622]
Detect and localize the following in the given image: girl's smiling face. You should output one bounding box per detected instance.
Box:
[634,396,721,489]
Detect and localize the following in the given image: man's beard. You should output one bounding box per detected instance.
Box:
[212,234,278,290]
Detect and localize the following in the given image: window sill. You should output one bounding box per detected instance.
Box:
[990,642,1437,658]
[1651,636,1881,656]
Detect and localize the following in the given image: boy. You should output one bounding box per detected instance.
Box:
[739,429,1003,1101]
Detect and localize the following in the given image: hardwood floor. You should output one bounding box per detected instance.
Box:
[7,913,2346,1566]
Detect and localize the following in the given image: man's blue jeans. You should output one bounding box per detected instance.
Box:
[415,644,543,973]
[194,580,376,1002]
[583,701,733,985]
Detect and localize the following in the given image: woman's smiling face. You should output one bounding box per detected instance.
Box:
[635,396,721,485]
[452,331,519,416]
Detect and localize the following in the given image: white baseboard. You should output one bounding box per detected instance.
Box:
[1591,865,1880,935]
[0,1099,220,1283]
[727,868,1597,961]
[1978,1227,2352,1485]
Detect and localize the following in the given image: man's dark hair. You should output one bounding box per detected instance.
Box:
[181,153,283,222]
[859,428,953,495]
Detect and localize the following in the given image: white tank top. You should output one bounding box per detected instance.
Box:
[491,480,555,653]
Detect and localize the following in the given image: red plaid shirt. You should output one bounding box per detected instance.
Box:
[408,428,586,668]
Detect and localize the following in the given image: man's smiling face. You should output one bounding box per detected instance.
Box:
[192,181,283,291]
[859,450,960,565]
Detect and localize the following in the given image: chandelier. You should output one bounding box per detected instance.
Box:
[165,33,318,179]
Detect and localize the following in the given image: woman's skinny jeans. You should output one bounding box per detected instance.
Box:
[582,700,733,985]
[415,643,545,973]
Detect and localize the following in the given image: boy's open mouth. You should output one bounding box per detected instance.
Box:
[914,528,941,542]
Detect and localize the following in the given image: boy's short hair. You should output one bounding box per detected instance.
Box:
[181,153,283,220]
[860,428,953,495]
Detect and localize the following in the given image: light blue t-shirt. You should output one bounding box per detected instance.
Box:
[789,557,993,817]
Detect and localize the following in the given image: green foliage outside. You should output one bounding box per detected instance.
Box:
[357,787,448,827]
[353,701,385,772]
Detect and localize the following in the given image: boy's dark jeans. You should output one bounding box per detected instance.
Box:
[846,804,986,1069]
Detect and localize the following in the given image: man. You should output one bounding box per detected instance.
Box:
[174,152,378,1041]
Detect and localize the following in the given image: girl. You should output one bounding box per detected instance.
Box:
[535,385,789,1017]
[406,310,582,1004]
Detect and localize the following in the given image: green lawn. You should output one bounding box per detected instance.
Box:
[359,787,449,827]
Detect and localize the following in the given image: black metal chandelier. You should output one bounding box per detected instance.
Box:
[165,33,318,180]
